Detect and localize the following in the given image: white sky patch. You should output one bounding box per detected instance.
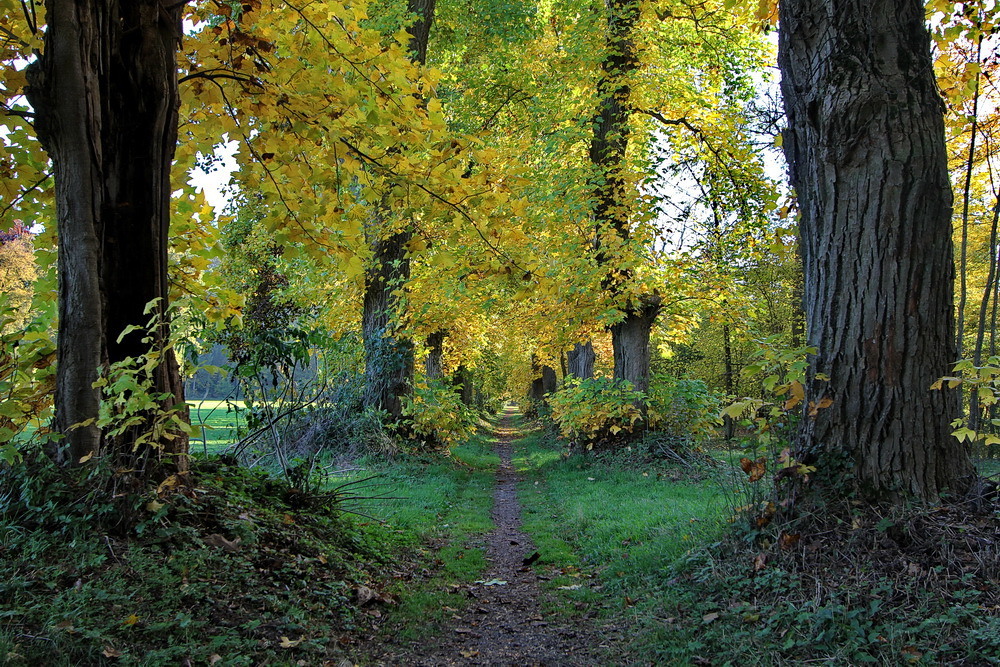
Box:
[188,138,240,213]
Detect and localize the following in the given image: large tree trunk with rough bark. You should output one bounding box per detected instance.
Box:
[361,0,435,421]
[610,298,660,393]
[27,0,188,473]
[779,0,974,501]
[566,341,595,380]
[362,227,413,421]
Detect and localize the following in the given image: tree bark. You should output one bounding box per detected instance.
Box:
[541,364,557,394]
[455,364,474,407]
[425,330,445,380]
[566,341,595,380]
[362,227,413,421]
[27,0,188,472]
[779,0,974,501]
[529,355,556,402]
[610,297,660,393]
[722,322,735,439]
[361,0,436,421]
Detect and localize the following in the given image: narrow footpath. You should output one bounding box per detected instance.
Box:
[368,409,621,665]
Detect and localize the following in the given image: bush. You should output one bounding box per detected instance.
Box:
[645,376,722,443]
[549,375,722,449]
[548,377,644,445]
[402,379,477,447]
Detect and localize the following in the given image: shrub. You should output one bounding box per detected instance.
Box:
[402,379,477,447]
[548,376,644,445]
[646,376,722,444]
[549,375,722,450]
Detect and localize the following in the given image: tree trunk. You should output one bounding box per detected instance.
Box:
[566,341,595,380]
[970,199,1000,433]
[589,0,659,396]
[779,0,974,501]
[722,322,735,439]
[425,330,445,380]
[529,355,545,403]
[541,365,557,395]
[455,364,474,407]
[27,0,188,473]
[361,0,436,421]
[610,298,660,393]
[362,228,413,421]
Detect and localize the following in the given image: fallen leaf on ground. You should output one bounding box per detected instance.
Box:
[203,534,241,553]
[702,612,720,623]
[356,585,376,605]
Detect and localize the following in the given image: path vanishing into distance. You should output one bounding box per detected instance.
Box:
[367,407,625,665]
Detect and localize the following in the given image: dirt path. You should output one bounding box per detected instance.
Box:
[366,409,621,665]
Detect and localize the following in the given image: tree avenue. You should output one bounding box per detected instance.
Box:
[2,0,999,660]
[0,0,992,501]
[779,0,975,501]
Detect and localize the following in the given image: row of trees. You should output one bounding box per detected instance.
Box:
[0,0,990,508]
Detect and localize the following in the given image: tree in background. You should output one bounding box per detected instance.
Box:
[0,223,37,330]
[362,0,437,423]
[779,0,975,502]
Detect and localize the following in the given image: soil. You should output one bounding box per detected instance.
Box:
[362,410,626,666]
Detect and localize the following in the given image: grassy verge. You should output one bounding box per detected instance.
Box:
[345,430,498,645]
[512,421,728,629]
[513,422,1000,664]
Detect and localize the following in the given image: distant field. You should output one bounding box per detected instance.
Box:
[187,400,245,455]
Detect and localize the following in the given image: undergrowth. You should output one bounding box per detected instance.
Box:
[0,427,499,666]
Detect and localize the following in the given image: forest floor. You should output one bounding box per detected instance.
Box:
[361,408,626,665]
[3,409,998,665]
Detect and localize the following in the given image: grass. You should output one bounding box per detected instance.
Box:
[508,420,1000,664]
[4,409,996,664]
[511,421,728,622]
[0,420,501,665]
[186,400,245,456]
[329,428,499,645]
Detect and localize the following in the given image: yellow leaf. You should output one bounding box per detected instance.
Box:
[122,614,139,626]
[345,255,364,281]
[156,474,182,495]
[279,636,304,648]
[783,381,804,411]
[78,451,95,464]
